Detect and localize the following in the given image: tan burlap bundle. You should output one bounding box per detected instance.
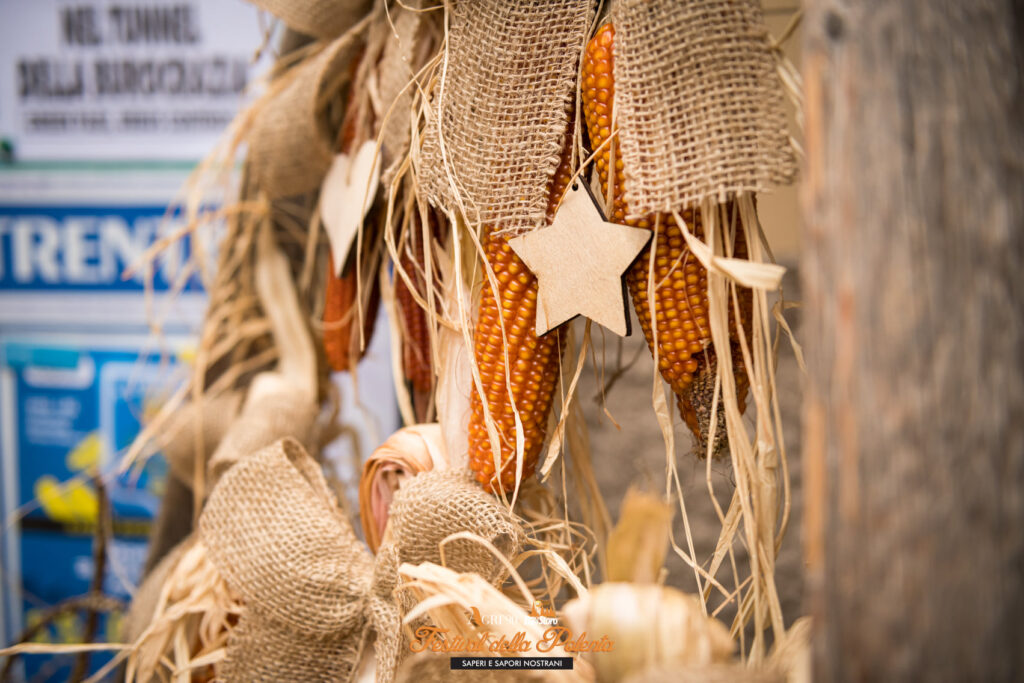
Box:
[153,390,243,487]
[376,0,432,182]
[248,32,363,199]
[609,0,796,215]
[249,0,372,40]
[199,438,523,682]
[418,0,593,233]
[206,377,320,488]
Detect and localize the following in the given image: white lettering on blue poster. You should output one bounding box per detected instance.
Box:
[0,205,198,291]
[0,172,211,330]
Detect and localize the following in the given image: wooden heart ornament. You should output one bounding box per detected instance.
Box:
[319,140,381,275]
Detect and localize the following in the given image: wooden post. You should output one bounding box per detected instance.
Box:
[801,1,1024,681]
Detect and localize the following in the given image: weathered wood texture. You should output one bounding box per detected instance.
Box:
[801,1,1024,681]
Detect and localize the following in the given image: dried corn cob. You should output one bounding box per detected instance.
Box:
[467,129,574,493]
[397,232,432,394]
[678,345,750,457]
[582,23,751,453]
[396,209,444,421]
[322,51,380,374]
[323,252,381,372]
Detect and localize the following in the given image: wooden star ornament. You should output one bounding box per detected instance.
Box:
[509,182,651,337]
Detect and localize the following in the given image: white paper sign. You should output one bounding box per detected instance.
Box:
[0,0,272,162]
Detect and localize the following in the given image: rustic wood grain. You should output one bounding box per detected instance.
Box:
[801,1,1024,680]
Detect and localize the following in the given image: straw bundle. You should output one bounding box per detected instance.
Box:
[124,537,243,682]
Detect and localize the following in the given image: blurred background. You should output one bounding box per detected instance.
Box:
[0,0,802,679]
[0,2,400,679]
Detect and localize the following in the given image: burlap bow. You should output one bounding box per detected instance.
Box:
[198,437,523,682]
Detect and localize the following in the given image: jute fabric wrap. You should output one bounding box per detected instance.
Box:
[248,0,371,40]
[155,391,243,487]
[198,439,523,682]
[206,385,319,488]
[248,34,362,199]
[610,0,796,215]
[377,0,430,183]
[419,0,593,234]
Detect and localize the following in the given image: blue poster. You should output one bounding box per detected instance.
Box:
[1,339,184,680]
[0,204,201,293]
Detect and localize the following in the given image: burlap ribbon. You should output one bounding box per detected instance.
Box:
[206,376,320,489]
[199,438,523,682]
[246,0,434,200]
[247,33,363,199]
[248,0,371,40]
[153,391,243,487]
[610,0,797,214]
[418,0,594,234]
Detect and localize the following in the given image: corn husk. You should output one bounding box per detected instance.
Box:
[562,583,733,683]
[125,537,242,682]
[359,423,449,552]
[606,488,673,583]
[397,561,593,683]
[421,212,477,472]
[617,624,811,683]
[768,616,811,683]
